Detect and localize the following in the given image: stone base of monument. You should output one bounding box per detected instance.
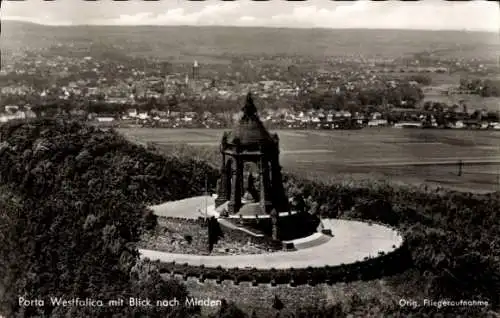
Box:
[270,239,284,250]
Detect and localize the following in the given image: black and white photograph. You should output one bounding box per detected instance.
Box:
[0,0,499,317]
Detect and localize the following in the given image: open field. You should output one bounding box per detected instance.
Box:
[119,128,500,193]
[380,72,465,86]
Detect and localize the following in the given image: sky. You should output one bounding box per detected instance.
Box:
[2,0,499,32]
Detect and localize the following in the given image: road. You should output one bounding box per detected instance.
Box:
[342,158,500,167]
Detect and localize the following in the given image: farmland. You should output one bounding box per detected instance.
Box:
[3,23,499,61]
[119,128,500,193]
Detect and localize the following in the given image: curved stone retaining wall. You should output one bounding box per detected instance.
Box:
[154,240,410,286]
[145,196,408,286]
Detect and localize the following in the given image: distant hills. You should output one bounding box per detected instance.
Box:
[2,20,499,60]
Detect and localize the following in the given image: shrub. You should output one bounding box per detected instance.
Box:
[214,300,247,318]
[272,295,284,311]
[183,234,193,244]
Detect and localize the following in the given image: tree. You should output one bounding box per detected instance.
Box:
[423,101,433,111]
[485,112,499,122]
[208,216,223,252]
[272,295,284,311]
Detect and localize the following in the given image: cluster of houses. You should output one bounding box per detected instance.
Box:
[1,101,498,130]
[82,108,500,130]
[0,105,37,123]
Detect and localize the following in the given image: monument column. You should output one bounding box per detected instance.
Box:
[228,159,237,213]
[215,152,227,208]
[221,152,227,197]
[239,161,244,199]
[265,160,274,213]
[232,157,242,213]
[235,140,243,213]
[228,138,243,214]
[259,155,266,213]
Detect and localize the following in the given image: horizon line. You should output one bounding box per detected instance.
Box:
[3,19,498,34]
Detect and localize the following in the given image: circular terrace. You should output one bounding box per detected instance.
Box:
[142,196,404,270]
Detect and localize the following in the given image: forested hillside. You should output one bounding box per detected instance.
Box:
[0,119,498,317]
[0,119,219,317]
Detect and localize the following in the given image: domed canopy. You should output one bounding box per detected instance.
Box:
[227,93,274,147]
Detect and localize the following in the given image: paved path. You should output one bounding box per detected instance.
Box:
[150,196,215,218]
[140,219,403,269]
[347,158,500,167]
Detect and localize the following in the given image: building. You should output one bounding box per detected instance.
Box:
[192,60,199,81]
[95,116,115,123]
[0,111,27,123]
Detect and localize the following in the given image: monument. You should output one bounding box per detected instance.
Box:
[141,94,405,276]
[215,93,290,240]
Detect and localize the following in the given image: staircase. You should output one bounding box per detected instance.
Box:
[285,233,332,250]
[217,218,265,237]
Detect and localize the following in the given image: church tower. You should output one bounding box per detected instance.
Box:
[192,60,199,81]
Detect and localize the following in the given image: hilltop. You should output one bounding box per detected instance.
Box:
[0,118,498,317]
